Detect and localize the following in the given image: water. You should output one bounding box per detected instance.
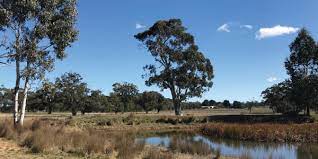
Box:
[136,132,318,159]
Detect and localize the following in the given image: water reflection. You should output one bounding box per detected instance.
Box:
[136,132,318,159]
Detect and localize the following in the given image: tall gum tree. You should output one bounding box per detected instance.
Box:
[135,19,214,115]
[0,0,78,125]
[285,28,318,116]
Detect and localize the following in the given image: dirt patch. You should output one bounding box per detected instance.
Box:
[0,138,23,158]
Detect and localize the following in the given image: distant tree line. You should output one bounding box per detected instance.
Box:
[0,72,205,115]
[262,29,318,116]
[201,99,264,109]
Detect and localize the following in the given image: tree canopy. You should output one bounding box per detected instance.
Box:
[0,0,78,125]
[284,28,318,116]
[137,91,164,113]
[263,28,318,115]
[223,100,231,108]
[112,82,139,113]
[135,19,214,115]
[55,72,88,116]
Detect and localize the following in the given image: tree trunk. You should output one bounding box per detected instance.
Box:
[13,24,22,126]
[13,60,20,125]
[47,105,52,114]
[13,88,19,124]
[19,78,29,126]
[71,104,77,116]
[170,86,182,116]
[173,100,181,116]
[306,106,310,116]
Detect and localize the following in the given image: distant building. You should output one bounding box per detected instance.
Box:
[201,106,216,109]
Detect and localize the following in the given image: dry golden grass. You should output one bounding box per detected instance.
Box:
[202,123,318,142]
[0,108,316,159]
[0,107,275,119]
[0,119,152,158]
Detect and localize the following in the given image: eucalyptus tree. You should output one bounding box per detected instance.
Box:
[109,92,124,113]
[223,100,231,108]
[137,91,164,113]
[262,80,301,115]
[83,90,110,113]
[55,72,89,116]
[38,80,56,114]
[135,19,214,115]
[232,101,242,108]
[0,85,14,110]
[112,82,139,113]
[285,28,318,116]
[0,0,78,125]
[202,100,210,106]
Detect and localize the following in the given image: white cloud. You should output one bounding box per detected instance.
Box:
[256,25,299,39]
[267,76,278,83]
[240,25,253,30]
[217,24,230,32]
[136,23,146,29]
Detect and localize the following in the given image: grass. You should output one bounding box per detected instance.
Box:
[201,123,318,142]
[0,108,317,158]
[142,146,174,159]
[112,132,145,159]
[0,119,147,158]
[0,118,216,158]
[312,113,318,121]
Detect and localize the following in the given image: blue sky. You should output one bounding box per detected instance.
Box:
[1,0,318,102]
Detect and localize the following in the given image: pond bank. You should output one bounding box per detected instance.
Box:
[0,119,234,159]
[137,132,318,159]
[64,114,318,143]
[1,114,317,158]
[201,123,318,143]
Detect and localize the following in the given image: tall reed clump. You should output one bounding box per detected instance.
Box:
[201,123,318,142]
[21,122,114,156]
[0,119,149,158]
[112,132,145,159]
[0,119,18,140]
[143,147,174,159]
[169,135,213,156]
[0,119,114,156]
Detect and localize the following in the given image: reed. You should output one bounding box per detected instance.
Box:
[202,123,318,142]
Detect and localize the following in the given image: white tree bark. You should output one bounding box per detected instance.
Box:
[13,60,20,125]
[13,25,21,126]
[19,79,29,126]
[13,89,19,124]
